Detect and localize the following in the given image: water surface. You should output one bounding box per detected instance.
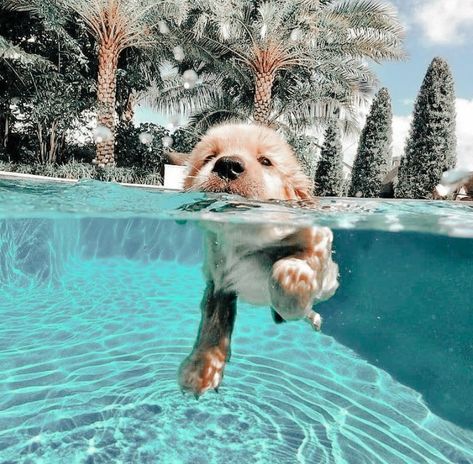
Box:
[1,179,472,463]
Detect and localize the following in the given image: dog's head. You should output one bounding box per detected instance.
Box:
[171,123,313,201]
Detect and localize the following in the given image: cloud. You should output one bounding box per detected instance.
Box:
[391,114,411,160]
[455,99,473,170]
[413,0,473,45]
[343,99,473,171]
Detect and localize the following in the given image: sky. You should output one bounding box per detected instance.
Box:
[377,0,473,171]
[135,0,473,170]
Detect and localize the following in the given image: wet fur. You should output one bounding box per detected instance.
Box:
[175,123,339,396]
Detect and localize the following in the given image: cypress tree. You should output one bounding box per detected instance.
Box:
[313,120,344,196]
[395,57,457,199]
[349,88,392,197]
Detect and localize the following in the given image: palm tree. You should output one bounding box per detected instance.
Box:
[5,0,189,165]
[65,0,191,166]
[158,0,404,130]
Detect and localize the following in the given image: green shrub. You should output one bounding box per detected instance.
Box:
[171,127,199,154]
[55,161,95,179]
[95,166,162,185]
[62,143,95,164]
[115,122,168,173]
[0,161,162,185]
[288,133,320,178]
[0,162,38,175]
[0,160,13,172]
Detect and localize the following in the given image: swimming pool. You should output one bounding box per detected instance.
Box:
[1,179,472,463]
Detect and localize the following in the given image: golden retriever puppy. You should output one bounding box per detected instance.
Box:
[171,123,339,396]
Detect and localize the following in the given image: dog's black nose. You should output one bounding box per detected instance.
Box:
[212,156,245,180]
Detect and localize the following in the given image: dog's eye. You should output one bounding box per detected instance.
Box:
[203,153,217,164]
[258,156,272,167]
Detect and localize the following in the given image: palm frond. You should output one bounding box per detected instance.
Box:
[0,35,54,66]
[140,72,225,117]
[3,0,88,63]
[186,94,250,134]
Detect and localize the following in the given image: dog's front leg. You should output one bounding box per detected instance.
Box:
[269,226,338,330]
[178,282,237,397]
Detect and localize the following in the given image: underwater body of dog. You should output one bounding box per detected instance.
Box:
[172,123,339,396]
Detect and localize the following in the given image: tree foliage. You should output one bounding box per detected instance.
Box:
[115,122,168,174]
[4,0,189,165]
[0,6,96,163]
[150,0,405,133]
[349,87,392,197]
[288,132,321,178]
[313,120,344,197]
[395,57,457,199]
[0,0,408,186]
[0,1,175,165]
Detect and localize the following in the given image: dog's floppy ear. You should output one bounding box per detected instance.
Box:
[167,151,191,166]
[290,172,315,201]
[294,185,314,201]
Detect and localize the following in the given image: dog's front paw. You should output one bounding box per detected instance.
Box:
[178,346,226,397]
[272,257,318,311]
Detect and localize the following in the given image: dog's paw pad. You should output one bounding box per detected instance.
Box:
[273,258,318,297]
[179,347,226,397]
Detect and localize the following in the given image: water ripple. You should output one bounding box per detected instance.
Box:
[1,179,473,237]
[1,259,472,463]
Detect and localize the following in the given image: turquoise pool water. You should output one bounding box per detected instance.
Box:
[0,179,472,463]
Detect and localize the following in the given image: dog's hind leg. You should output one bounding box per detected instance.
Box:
[178,281,237,397]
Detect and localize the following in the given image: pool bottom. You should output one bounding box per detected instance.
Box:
[1,258,472,464]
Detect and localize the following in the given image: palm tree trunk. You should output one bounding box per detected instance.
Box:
[95,43,119,166]
[1,101,10,150]
[121,92,136,124]
[49,120,58,164]
[37,123,46,164]
[253,71,275,125]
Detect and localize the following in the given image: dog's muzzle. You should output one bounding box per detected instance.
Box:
[212,156,245,181]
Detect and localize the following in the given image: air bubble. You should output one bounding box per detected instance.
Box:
[162,136,173,148]
[388,223,404,232]
[221,23,230,40]
[93,125,113,143]
[290,28,303,41]
[182,69,198,89]
[260,24,267,39]
[139,132,153,145]
[158,21,170,34]
[166,115,180,134]
[173,46,185,62]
